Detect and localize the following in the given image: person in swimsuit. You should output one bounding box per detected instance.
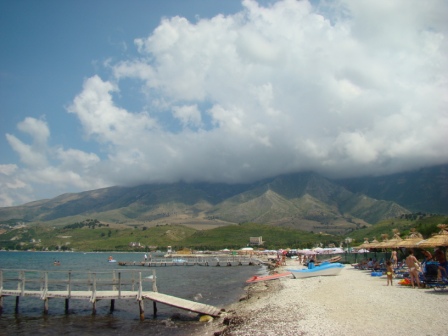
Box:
[422,249,432,262]
[433,247,447,278]
[405,250,421,288]
[386,260,394,286]
[391,249,398,268]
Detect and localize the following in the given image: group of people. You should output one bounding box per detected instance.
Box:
[405,247,447,288]
[353,257,383,270]
[144,253,152,261]
[353,247,447,288]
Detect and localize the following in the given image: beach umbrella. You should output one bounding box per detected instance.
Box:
[371,234,390,249]
[380,229,403,249]
[366,238,381,249]
[355,238,371,249]
[395,228,423,248]
[416,224,448,248]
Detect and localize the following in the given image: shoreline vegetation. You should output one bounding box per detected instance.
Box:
[192,257,448,336]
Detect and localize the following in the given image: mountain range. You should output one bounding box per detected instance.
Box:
[1,164,447,235]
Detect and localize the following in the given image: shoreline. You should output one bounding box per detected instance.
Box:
[192,259,448,336]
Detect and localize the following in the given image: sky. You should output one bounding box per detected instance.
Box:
[1,0,447,207]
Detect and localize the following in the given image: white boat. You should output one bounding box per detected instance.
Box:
[287,262,344,279]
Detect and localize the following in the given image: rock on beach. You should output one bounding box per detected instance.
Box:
[193,260,448,336]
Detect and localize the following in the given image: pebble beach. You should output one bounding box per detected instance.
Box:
[193,259,448,336]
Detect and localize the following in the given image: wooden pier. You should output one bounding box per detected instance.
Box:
[118,255,261,267]
[0,268,221,319]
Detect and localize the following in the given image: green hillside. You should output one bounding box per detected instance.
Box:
[0,220,341,252]
[180,222,336,250]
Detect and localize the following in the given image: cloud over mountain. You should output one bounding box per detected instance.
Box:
[2,0,448,206]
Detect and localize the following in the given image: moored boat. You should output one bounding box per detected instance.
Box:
[287,262,344,279]
[246,272,292,283]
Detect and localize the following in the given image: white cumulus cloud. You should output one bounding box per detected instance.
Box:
[2,0,448,206]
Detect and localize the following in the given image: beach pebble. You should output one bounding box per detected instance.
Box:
[198,260,448,336]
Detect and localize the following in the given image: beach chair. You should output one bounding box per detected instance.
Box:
[421,262,447,291]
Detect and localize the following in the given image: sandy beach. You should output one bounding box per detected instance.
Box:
[192,259,448,336]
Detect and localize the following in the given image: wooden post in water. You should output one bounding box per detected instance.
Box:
[152,270,157,292]
[65,299,69,314]
[43,298,49,314]
[139,299,144,321]
[91,273,97,315]
[15,296,19,313]
[152,269,157,317]
[0,270,3,313]
[152,300,157,317]
[110,299,115,313]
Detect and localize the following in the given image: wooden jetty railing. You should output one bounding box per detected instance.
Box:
[118,255,261,267]
[0,268,221,319]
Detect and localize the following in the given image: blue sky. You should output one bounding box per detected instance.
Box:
[1,0,447,207]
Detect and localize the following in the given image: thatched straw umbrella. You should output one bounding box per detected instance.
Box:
[366,237,380,249]
[381,229,402,249]
[355,238,371,249]
[395,228,423,248]
[416,224,448,248]
[371,234,390,250]
[377,230,402,261]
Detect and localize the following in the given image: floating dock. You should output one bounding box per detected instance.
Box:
[0,268,221,319]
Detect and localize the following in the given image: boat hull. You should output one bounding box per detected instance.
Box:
[287,263,344,279]
[246,272,292,283]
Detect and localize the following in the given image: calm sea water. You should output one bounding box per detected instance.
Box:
[0,251,265,335]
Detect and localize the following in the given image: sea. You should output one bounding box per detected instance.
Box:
[0,251,266,335]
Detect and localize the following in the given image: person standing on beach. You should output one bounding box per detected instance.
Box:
[433,247,447,278]
[386,260,394,286]
[391,249,398,268]
[405,251,421,288]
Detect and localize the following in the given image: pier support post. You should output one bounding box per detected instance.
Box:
[0,296,3,314]
[43,298,49,314]
[110,299,115,313]
[65,299,69,314]
[153,301,157,317]
[15,296,19,314]
[139,300,144,321]
[92,300,96,315]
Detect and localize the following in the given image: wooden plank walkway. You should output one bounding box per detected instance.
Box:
[1,289,139,300]
[1,289,222,316]
[143,292,221,317]
[0,269,222,318]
